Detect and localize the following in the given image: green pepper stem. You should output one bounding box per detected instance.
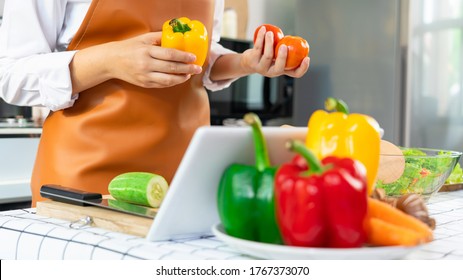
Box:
[169,18,192,33]
[325,97,350,114]
[244,113,271,171]
[286,140,323,174]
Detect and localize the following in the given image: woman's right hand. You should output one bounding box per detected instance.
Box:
[70,32,202,93]
[107,32,203,88]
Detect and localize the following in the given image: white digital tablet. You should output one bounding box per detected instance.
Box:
[146,125,308,241]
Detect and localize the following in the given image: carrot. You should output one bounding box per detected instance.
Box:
[367,217,422,246]
[367,198,433,245]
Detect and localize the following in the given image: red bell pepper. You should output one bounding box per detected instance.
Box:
[275,140,368,248]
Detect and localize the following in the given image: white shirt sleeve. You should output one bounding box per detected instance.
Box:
[202,0,238,92]
[0,0,78,111]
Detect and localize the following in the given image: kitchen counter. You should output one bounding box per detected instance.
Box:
[1,190,462,260]
[0,127,42,137]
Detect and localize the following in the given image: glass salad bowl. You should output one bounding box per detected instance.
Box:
[376,147,462,201]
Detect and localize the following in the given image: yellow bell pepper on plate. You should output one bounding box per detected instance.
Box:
[305,98,381,195]
[161,17,208,67]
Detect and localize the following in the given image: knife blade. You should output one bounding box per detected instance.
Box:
[40,184,157,219]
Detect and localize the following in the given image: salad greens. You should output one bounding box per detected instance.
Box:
[376,148,458,196]
[445,163,463,184]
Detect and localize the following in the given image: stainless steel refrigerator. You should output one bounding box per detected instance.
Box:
[292,0,407,144]
[292,0,463,155]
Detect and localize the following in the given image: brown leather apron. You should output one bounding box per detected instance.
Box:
[30,0,215,206]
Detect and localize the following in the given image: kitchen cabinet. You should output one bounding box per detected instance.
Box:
[0,130,41,206]
[223,0,248,39]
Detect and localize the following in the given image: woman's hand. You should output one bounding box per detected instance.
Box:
[107,32,202,88]
[70,32,202,93]
[240,26,310,78]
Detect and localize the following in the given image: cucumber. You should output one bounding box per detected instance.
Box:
[108,172,169,208]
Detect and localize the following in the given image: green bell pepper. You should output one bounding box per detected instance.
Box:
[217,113,283,244]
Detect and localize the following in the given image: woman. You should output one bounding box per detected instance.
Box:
[0,0,310,206]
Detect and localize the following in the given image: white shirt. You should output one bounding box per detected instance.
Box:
[0,0,234,111]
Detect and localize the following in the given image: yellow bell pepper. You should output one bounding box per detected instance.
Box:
[161,17,208,67]
[305,98,381,195]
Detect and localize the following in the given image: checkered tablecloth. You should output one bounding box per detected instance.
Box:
[0,208,251,260]
[1,190,463,260]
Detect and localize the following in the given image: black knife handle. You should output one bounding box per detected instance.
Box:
[40,184,102,206]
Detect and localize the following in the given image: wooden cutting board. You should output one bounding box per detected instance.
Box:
[439,183,463,192]
[36,200,153,237]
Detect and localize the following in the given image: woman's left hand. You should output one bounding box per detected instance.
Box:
[240,26,310,78]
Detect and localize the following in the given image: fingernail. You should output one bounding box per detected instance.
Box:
[194,65,202,74]
[304,57,310,65]
[279,44,287,53]
[189,54,197,62]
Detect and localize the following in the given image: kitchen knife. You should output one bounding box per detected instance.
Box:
[40,184,157,219]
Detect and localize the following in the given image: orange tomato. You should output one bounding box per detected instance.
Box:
[253,24,285,57]
[275,36,310,70]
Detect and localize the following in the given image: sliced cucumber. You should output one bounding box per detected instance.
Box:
[108,172,169,208]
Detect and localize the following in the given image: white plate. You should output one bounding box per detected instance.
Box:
[212,223,419,260]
